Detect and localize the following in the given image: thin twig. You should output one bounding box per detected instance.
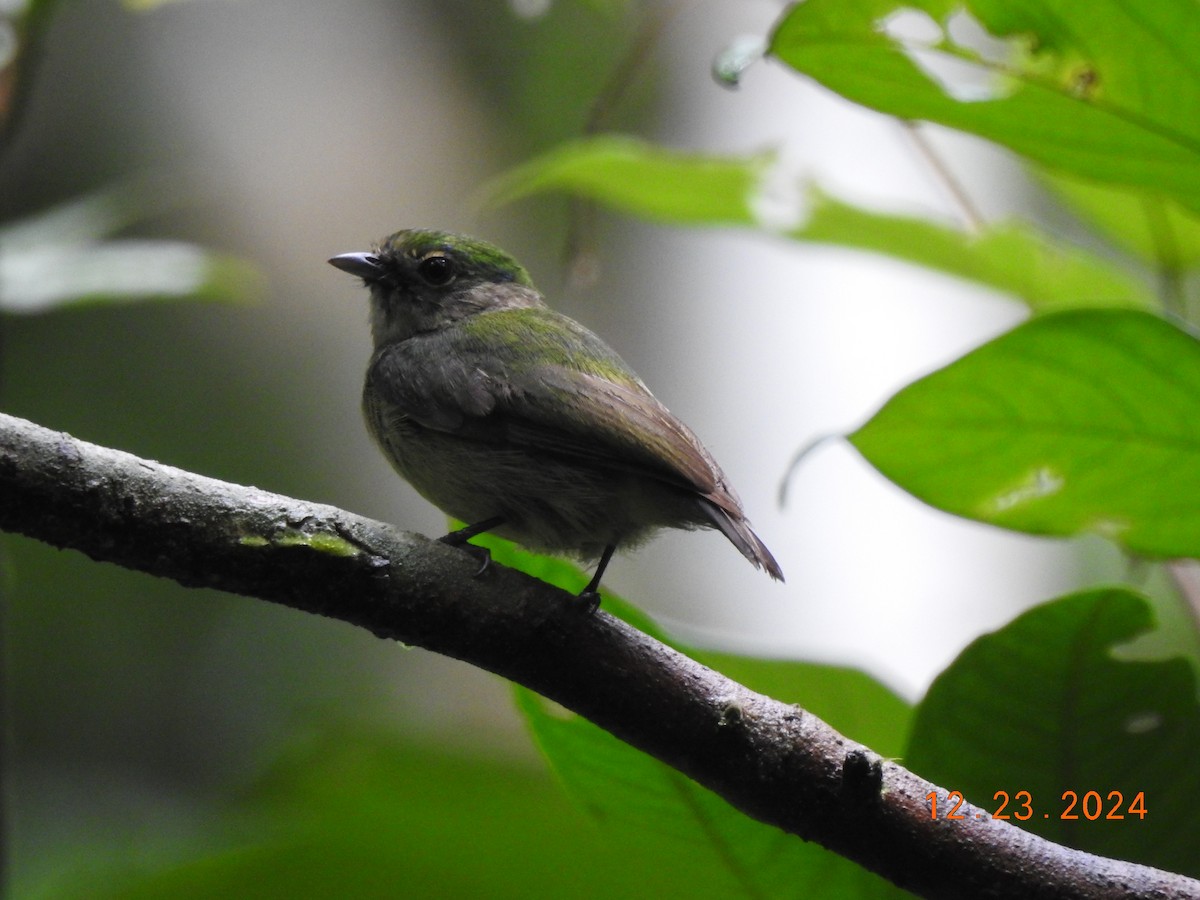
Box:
[902,121,988,234]
[564,0,687,285]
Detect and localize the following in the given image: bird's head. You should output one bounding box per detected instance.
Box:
[330,229,542,345]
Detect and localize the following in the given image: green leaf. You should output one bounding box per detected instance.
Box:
[0,241,260,313]
[0,187,141,248]
[793,190,1157,313]
[0,189,261,313]
[850,309,1200,557]
[488,137,1155,313]
[769,0,1200,213]
[906,588,1200,878]
[462,525,674,640]
[514,685,904,899]
[482,135,769,225]
[466,528,597,594]
[1044,171,1200,272]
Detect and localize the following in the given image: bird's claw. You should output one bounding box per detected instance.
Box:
[575,589,602,614]
[439,536,492,577]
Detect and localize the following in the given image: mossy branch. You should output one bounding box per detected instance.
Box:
[0,411,1195,900]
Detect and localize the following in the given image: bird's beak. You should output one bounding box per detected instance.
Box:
[328,252,383,281]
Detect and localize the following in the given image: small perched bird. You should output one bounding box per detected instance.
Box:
[330,229,782,606]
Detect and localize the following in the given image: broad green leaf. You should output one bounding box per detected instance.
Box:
[483,135,769,225]
[850,309,1200,557]
[769,0,1200,213]
[0,187,142,249]
[0,242,260,313]
[1044,171,1200,272]
[515,686,905,899]
[0,189,261,313]
[466,527,599,595]
[906,588,1200,878]
[462,524,675,640]
[488,137,1156,312]
[794,190,1157,313]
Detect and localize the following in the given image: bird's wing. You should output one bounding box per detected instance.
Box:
[368,308,743,514]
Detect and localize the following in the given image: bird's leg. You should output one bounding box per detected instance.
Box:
[438,516,505,576]
[439,516,505,545]
[577,543,617,614]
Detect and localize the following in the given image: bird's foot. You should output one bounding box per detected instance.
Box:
[447,541,492,577]
[573,544,616,614]
[574,588,602,615]
[438,516,505,578]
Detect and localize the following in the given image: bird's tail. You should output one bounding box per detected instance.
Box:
[700,501,784,582]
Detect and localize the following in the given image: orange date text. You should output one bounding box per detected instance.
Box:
[926,790,1146,821]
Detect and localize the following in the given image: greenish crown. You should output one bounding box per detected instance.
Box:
[379,229,535,288]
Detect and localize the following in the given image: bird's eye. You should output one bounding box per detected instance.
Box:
[418,255,455,286]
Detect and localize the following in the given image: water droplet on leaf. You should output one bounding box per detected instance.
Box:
[712,35,766,90]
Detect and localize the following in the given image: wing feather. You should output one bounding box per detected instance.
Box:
[369,308,742,511]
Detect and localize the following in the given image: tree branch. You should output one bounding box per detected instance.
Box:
[0,410,1195,900]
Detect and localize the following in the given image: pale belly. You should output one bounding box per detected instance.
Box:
[363,399,706,560]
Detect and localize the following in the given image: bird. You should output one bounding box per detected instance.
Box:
[329,229,782,608]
